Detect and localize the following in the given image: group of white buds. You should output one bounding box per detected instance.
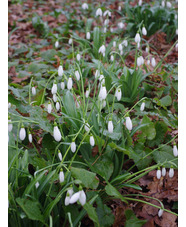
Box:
[17,124,33,143]
[156,166,175,179]
[65,186,86,206]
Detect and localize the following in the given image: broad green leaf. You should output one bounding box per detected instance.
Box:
[160,95,172,107]
[71,167,99,189]
[41,49,57,62]
[84,202,100,227]
[125,209,146,227]
[105,183,127,203]
[140,115,156,140]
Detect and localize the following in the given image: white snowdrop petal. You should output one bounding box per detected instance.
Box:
[59,171,64,183]
[67,78,73,90]
[52,83,57,94]
[28,134,32,143]
[96,8,103,17]
[151,57,156,67]
[169,168,174,178]
[65,196,70,206]
[82,3,88,10]
[67,188,74,197]
[156,169,161,179]
[108,121,114,133]
[173,145,178,157]
[58,152,62,161]
[35,182,40,189]
[139,0,142,6]
[56,102,60,111]
[55,40,59,48]
[47,103,52,113]
[126,117,132,131]
[110,55,114,62]
[90,136,95,146]
[140,102,145,111]
[113,41,116,47]
[135,33,141,43]
[61,81,65,90]
[162,167,166,177]
[53,126,62,142]
[71,142,76,153]
[69,38,72,45]
[158,209,164,217]
[32,87,36,96]
[19,128,26,141]
[142,27,147,36]
[8,120,13,132]
[58,66,63,77]
[69,192,80,204]
[86,31,90,40]
[79,190,86,206]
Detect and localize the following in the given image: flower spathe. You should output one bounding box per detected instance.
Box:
[53,125,61,142]
[125,117,132,131]
[71,141,76,153]
[58,65,63,77]
[19,127,26,141]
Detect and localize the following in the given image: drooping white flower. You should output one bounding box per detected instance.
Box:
[53,125,61,142]
[103,27,107,33]
[169,168,174,178]
[99,75,105,84]
[86,31,90,40]
[85,89,90,98]
[142,27,147,36]
[110,55,114,62]
[19,127,26,141]
[47,102,52,113]
[140,102,145,111]
[61,80,65,90]
[145,46,149,53]
[84,121,90,132]
[119,43,123,51]
[35,182,39,189]
[158,209,164,217]
[113,41,116,48]
[52,83,57,94]
[98,45,106,55]
[90,135,95,146]
[140,56,144,65]
[8,119,13,132]
[28,133,32,143]
[71,141,76,153]
[82,3,88,10]
[99,85,107,100]
[138,0,142,6]
[55,40,59,48]
[176,29,178,35]
[122,40,128,47]
[69,191,80,204]
[137,56,142,67]
[118,22,124,29]
[67,77,73,90]
[147,59,150,65]
[96,8,103,17]
[53,94,57,102]
[68,38,72,45]
[75,70,80,81]
[58,65,63,77]
[108,120,114,133]
[162,1,165,7]
[103,10,111,17]
[32,86,36,96]
[162,167,166,177]
[65,194,70,206]
[173,144,178,157]
[59,170,65,183]
[56,101,60,111]
[156,169,161,179]
[104,19,109,26]
[118,6,121,11]
[137,42,140,49]
[110,27,114,33]
[166,1,172,8]
[8,103,11,108]
[135,33,141,43]
[58,151,62,161]
[151,57,156,67]
[79,190,86,206]
[76,54,81,61]
[115,88,122,101]
[125,117,132,131]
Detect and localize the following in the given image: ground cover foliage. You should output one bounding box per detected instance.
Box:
[8,0,178,226]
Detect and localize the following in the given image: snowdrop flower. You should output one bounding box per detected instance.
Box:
[103,10,111,17]
[68,38,72,45]
[140,102,145,111]
[118,6,121,11]
[98,44,106,55]
[122,40,128,47]
[47,102,52,113]
[58,65,63,77]
[76,53,81,61]
[104,19,109,26]
[56,101,60,111]
[147,59,150,65]
[138,0,142,6]
[110,55,114,62]
[162,1,165,7]
[151,57,156,67]
[162,167,166,177]
[173,144,178,157]
[115,88,122,101]
[99,85,107,100]
[59,169,65,183]
[8,102,11,108]
[118,22,124,29]
[19,126,26,141]
[125,117,132,131]
[158,209,164,217]
[8,119,13,132]
[96,8,103,17]
[65,193,71,206]
[140,56,144,65]
[120,50,123,55]
[85,89,90,98]
[82,2,88,10]
[84,120,90,132]
[110,27,114,33]
[176,29,178,35]
[53,94,57,102]
[51,82,57,94]
[145,46,149,53]
[169,168,174,178]
[142,26,147,36]
[156,169,161,179]
[32,86,36,96]
[95,70,100,79]
[71,141,76,153]
[35,182,39,189]
[53,124,61,142]
[79,190,86,206]
[103,27,107,33]
[108,120,114,133]
[137,56,142,67]
[28,133,32,143]
[86,31,90,40]
[58,150,62,161]
[137,42,140,49]
[135,33,141,43]
[119,43,123,51]
[67,76,73,90]
[69,191,80,204]
[90,135,95,146]
[75,70,80,81]
[61,80,65,90]
[55,40,59,48]
[113,41,116,48]
[166,1,172,8]
[67,187,74,197]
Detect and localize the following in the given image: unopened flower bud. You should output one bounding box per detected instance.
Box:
[71,141,76,153]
